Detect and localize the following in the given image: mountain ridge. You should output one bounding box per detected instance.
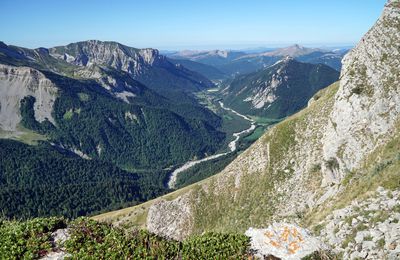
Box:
[238,44,324,59]
[166,44,348,75]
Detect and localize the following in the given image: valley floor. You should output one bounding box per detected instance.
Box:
[167,101,256,189]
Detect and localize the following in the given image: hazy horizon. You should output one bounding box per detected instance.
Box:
[0,39,354,52]
[1,0,385,51]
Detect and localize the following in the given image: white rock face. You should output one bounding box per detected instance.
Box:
[49,40,165,77]
[246,223,325,259]
[51,228,69,246]
[146,195,194,241]
[239,58,291,110]
[322,0,400,182]
[249,75,282,109]
[0,64,57,131]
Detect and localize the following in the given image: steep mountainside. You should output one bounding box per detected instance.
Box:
[221,57,339,119]
[0,41,226,218]
[0,63,224,170]
[49,40,214,92]
[96,1,400,258]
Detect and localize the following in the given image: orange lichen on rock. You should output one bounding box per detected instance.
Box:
[264,231,274,238]
[281,226,290,242]
[269,240,282,248]
[288,241,301,254]
[246,224,324,259]
[291,227,299,237]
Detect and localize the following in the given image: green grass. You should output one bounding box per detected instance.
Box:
[0,125,47,145]
[63,109,74,120]
[63,108,81,120]
[377,238,385,248]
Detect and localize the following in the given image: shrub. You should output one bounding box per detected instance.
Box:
[0,217,67,259]
[65,218,250,259]
[377,238,385,248]
[1,217,251,259]
[182,232,250,259]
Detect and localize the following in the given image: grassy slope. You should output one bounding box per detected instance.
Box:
[93,82,339,230]
[0,125,47,145]
[185,82,339,234]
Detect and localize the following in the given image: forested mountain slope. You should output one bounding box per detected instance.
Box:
[0,41,225,218]
[221,57,339,118]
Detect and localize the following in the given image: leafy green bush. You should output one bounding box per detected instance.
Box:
[181,232,250,259]
[65,218,180,259]
[65,218,249,259]
[0,217,67,259]
[0,217,250,259]
[301,250,337,260]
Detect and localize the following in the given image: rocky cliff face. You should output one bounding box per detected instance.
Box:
[322,0,400,182]
[49,40,165,74]
[0,64,57,132]
[49,40,214,91]
[100,1,400,257]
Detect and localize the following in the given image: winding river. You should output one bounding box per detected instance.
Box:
[167,102,256,189]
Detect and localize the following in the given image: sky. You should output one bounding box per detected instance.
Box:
[0,0,387,51]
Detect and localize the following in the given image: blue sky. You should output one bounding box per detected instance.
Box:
[0,0,386,50]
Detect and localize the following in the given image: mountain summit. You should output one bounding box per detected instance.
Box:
[245,44,321,58]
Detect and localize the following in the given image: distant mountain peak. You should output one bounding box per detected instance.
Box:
[237,44,323,61]
[266,45,320,57]
[289,43,303,49]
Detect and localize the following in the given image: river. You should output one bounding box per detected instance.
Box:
[167,102,256,189]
